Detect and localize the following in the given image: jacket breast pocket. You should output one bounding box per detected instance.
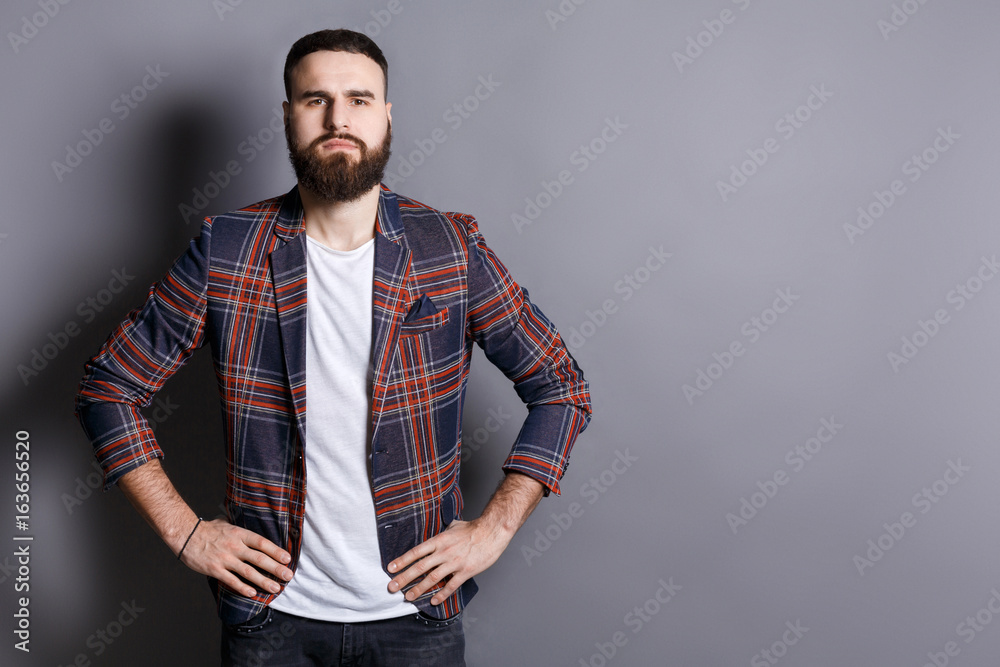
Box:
[399,305,449,336]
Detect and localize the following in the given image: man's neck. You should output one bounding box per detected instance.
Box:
[300,184,381,251]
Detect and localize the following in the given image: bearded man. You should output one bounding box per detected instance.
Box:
[75,28,591,666]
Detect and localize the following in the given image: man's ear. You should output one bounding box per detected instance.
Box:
[385,101,392,123]
[282,100,289,127]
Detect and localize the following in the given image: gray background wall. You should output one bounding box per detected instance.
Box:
[2,0,999,665]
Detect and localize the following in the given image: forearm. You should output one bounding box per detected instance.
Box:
[473,471,544,539]
[117,458,200,557]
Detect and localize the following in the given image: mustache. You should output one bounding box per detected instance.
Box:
[309,132,366,151]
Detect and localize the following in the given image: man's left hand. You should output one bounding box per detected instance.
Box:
[387,471,544,605]
[387,518,509,605]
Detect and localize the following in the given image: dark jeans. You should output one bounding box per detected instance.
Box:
[221,606,465,667]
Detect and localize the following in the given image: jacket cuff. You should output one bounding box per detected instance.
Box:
[78,401,164,491]
[501,403,590,496]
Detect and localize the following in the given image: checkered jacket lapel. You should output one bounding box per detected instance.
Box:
[370,190,412,442]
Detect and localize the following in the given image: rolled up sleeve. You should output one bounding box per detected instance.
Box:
[74,218,212,490]
[457,212,592,496]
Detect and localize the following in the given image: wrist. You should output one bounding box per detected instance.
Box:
[473,508,519,541]
[177,517,203,559]
[164,512,202,556]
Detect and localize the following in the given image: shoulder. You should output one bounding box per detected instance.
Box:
[204,191,285,230]
[195,190,291,249]
[391,190,482,247]
[179,190,294,268]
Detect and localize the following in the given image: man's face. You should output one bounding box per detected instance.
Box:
[283,50,392,203]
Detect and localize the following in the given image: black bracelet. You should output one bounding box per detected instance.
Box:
[178,517,203,560]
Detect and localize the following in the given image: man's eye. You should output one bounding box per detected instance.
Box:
[308,99,326,106]
[350,99,368,106]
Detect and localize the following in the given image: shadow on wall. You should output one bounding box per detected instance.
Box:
[2,103,259,667]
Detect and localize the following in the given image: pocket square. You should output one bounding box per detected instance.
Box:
[404,294,439,322]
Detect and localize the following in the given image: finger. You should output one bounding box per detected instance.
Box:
[244,531,293,568]
[403,564,451,601]
[430,574,465,606]
[389,550,443,592]
[230,556,283,595]
[214,565,259,599]
[241,541,294,582]
[388,540,434,574]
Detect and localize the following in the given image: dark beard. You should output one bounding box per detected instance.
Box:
[286,121,392,203]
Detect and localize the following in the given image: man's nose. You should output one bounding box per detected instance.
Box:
[326,100,349,131]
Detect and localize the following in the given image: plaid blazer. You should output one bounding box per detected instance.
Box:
[75,185,592,625]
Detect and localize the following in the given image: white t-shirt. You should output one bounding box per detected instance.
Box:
[269,234,418,622]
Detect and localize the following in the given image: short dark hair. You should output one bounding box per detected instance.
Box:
[284,29,389,101]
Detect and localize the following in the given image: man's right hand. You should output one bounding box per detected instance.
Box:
[178,518,293,598]
[116,458,293,598]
